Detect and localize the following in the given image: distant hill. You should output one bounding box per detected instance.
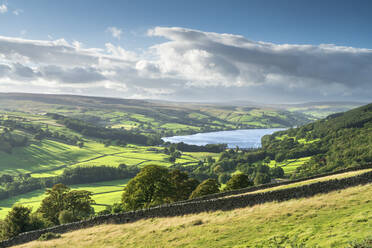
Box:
[0,92,316,136]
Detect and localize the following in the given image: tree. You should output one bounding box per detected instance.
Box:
[189,179,220,199]
[168,170,199,202]
[225,174,253,191]
[121,165,173,211]
[38,184,94,225]
[0,205,32,239]
[270,166,285,178]
[254,173,271,185]
[38,184,69,224]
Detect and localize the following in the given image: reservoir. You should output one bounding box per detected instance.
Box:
[162,128,286,149]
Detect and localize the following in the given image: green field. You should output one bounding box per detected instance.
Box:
[268,156,312,174]
[15,182,372,248]
[0,179,129,218]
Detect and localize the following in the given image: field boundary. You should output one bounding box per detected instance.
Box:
[181,163,372,203]
[1,167,372,247]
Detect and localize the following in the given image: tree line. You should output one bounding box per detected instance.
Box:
[47,113,163,146]
[0,165,139,201]
[0,164,285,240]
[0,117,80,146]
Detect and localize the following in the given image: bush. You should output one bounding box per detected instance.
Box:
[111,203,125,213]
[29,212,52,230]
[270,166,285,178]
[0,205,32,239]
[218,173,231,184]
[225,174,253,191]
[254,173,271,185]
[348,237,372,248]
[58,210,76,224]
[38,232,61,241]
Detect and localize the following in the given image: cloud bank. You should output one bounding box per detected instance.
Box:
[0,27,371,103]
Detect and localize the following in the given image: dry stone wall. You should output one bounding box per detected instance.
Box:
[1,169,371,247]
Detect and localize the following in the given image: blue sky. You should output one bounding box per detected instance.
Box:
[2,0,372,49]
[0,0,372,103]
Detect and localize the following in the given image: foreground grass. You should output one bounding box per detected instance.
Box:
[15,183,372,248]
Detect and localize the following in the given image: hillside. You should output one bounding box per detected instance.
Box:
[0,93,351,136]
[261,103,372,177]
[197,102,372,184]
[13,182,372,247]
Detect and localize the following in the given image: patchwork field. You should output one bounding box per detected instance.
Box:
[268,156,312,175]
[0,179,129,218]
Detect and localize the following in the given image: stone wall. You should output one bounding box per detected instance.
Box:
[183,163,372,203]
[1,169,371,247]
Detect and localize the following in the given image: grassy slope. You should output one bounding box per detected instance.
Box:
[15,183,372,248]
[2,169,370,230]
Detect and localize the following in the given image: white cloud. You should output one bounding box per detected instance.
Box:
[13,9,23,15]
[0,4,7,13]
[106,27,123,40]
[0,27,371,103]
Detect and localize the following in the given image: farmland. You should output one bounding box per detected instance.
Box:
[0,93,364,227]
[0,179,129,218]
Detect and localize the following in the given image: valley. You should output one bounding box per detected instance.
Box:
[0,93,369,247]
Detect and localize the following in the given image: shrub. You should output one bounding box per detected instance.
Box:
[225,174,253,191]
[0,205,32,239]
[218,173,231,184]
[38,232,61,241]
[58,210,76,224]
[254,173,271,185]
[348,237,372,248]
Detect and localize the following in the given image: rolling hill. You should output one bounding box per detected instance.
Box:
[0,93,358,136]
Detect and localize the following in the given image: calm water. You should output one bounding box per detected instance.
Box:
[162,128,286,148]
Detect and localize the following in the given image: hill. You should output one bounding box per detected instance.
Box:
[13,181,372,247]
[0,93,314,136]
[261,103,372,177]
[192,102,372,185]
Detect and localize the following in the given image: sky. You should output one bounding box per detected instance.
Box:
[0,0,372,103]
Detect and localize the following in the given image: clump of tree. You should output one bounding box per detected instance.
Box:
[38,184,95,225]
[0,117,80,146]
[166,142,227,153]
[0,205,50,240]
[0,129,28,153]
[0,183,96,240]
[47,113,162,146]
[121,165,199,211]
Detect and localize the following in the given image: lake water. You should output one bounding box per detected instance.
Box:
[162,128,286,149]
